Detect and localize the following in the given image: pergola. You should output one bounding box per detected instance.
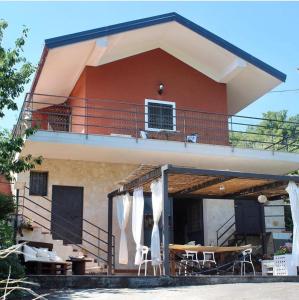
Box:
[107,164,299,275]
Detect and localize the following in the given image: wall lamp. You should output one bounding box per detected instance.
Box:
[158,83,164,95]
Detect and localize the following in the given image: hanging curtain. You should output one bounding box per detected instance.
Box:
[150,179,163,266]
[116,193,131,265]
[132,187,144,265]
[286,181,299,266]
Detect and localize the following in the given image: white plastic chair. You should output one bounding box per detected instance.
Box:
[179,250,200,275]
[232,248,255,276]
[199,251,217,268]
[137,246,162,276]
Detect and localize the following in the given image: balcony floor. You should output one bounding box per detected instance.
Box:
[22,130,299,175]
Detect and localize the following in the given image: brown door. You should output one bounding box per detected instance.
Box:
[51,185,83,244]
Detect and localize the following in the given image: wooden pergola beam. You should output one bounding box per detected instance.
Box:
[223,181,287,199]
[174,177,235,195]
[168,165,299,182]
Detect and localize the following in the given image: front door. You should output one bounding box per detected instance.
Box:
[51,185,83,244]
[235,199,262,235]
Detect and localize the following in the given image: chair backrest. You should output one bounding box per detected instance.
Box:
[141,246,149,261]
[203,251,216,262]
[241,248,253,262]
[185,250,199,261]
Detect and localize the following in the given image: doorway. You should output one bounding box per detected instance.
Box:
[51,185,84,244]
[173,198,204,245]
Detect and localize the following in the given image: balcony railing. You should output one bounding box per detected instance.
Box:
[13,93,299,153]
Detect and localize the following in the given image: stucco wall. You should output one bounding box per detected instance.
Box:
[16,159,138,269]
[203,198,235,246]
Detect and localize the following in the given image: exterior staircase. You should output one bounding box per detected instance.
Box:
[16,187,115,274]
[17,225,106,273]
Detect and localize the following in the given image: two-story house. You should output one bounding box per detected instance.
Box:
[13,13,299,274]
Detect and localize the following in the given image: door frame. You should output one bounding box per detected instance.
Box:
[51,185,84,244]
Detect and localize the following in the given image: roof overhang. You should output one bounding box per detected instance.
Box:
[32,12,286,114]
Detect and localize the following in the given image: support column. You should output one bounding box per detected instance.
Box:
[13,189,20,244]
[107,195,113,275]
[260,203,267,255]
[162,168,170,276]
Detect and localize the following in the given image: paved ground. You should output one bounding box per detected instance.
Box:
[47,282,299,300]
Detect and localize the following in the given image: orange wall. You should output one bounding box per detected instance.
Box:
[66,48,229,144]
[0,175,12,195]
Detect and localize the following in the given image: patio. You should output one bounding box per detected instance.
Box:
[107,164,299,276]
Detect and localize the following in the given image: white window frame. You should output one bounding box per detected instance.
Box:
[145,99,176,132]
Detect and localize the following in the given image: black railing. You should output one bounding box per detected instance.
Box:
[216,214,236,246]
[13,93,299,153]
[18,186,115,271]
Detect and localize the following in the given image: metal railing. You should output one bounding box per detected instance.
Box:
[17,186,115,271]
[13,93,299,153]
[216,214,236,246]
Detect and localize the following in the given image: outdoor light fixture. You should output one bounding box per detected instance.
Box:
[158,83,164,95]
[258,194,268,204]
[219,185,225,191]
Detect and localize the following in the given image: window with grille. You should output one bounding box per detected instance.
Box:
[29,172,48,196]
[145,99,176,131]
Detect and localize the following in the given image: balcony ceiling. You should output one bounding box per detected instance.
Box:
[33,13,286,114]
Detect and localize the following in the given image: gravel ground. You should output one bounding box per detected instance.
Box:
[47,282,299,300]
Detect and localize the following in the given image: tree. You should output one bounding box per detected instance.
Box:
[0,19,42,181]
[0,20,42,298]
[231,110,299,155]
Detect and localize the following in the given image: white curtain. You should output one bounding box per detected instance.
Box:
[286,181,299,266]
[132,187,144,265]
[116,193,131,265]
[150,179,163,266]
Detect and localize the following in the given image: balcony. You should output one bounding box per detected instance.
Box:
[14,93,299,154]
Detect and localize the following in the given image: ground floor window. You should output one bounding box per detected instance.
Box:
[29,171,48,196]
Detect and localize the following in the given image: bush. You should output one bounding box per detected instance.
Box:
[0,193,15,220]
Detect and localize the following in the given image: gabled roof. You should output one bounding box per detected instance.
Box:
[45,12,286,82]
[32,12,286,114]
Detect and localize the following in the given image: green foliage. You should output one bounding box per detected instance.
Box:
[231,111,299,153]
[0,19,35,118]
[0,193,14,220]
[0,20,42,180]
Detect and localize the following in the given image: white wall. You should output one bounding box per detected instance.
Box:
[203,198,235,246]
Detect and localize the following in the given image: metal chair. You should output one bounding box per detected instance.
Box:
[232,248,255,276]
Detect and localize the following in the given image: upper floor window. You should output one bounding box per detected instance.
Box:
[145,99,176,131]
[29,171,48,196]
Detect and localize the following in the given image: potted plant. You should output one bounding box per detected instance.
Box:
[274,243,297,276]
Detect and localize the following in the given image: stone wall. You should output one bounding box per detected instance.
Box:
[16,159,138,269]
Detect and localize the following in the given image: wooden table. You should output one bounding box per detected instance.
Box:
[169,244,252,275]
[66,258,92,275]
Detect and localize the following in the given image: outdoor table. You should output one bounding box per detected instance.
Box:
[169,244,252,275]
[66,257,92,275]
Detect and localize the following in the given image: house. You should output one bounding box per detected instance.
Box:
[13,12,299,274]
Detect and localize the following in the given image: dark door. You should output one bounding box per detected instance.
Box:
[235,199,262,235]
[173,198,204,245]
[52,185,83,244]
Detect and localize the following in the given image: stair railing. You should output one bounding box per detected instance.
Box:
[18,186,115,271]
[216,214,235,246]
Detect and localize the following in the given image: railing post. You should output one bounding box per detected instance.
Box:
[183,111,186,147]
[162,167,170,276]
[107,195,113,275]
[13,189,20,244]
[98,228,100,263]
[135,106,138,142]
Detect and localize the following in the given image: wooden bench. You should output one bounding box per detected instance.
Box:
[18,240,68,275]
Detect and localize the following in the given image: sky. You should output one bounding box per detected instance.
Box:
[1,1,299,130]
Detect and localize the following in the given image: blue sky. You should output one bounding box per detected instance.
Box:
[1,1,299,130]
